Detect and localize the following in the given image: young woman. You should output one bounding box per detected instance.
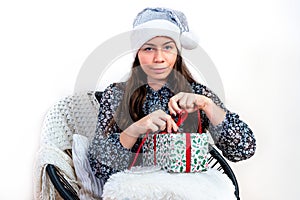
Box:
[88,7,256,183]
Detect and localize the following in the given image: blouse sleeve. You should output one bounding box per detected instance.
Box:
[88,83,138,182]
[192,83,256,162]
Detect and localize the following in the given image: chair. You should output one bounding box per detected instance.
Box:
[40,91,240,200]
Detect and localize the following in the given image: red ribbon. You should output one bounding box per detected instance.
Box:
[186,133,191,172]
[153,134,156,165]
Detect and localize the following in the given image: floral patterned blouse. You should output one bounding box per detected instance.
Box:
[88,81,256,183]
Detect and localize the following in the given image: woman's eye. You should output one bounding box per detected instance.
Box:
[164,45,173,50]
[143,47,154,51]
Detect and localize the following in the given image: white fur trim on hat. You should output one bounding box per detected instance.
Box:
[131,19,182,56]
[130,20,198,57]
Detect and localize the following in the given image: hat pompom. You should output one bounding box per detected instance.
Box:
[180,31,198,50]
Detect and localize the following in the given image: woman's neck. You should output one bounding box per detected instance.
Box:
[147,79,167,91]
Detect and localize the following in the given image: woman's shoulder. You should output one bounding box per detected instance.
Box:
[99,82,126,101]
[103,82,126,93]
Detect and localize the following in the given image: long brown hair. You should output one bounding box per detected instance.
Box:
[106,52,197,135]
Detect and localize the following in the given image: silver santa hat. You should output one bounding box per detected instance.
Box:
[131,7,198,56]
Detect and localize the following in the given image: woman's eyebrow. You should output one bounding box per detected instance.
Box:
[143,40,175,46]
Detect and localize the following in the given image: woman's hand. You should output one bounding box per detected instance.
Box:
[168,92,210,114]
[168,92,226,126]
[128,109,178,137]
[120,109,178,148]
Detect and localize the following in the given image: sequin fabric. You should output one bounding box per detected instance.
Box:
[88,82,256,183]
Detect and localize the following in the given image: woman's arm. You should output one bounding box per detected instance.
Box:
[169,82,256,162]
[197,83,256,162]
[88,83,133,181]
[208,110,256,162]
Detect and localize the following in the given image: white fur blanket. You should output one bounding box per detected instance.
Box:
[102,166,236,200]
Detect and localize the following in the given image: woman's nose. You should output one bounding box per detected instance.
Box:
[153,49,165,63]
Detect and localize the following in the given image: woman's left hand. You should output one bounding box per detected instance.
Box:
[168,92,209,114]
[168,92,226,126]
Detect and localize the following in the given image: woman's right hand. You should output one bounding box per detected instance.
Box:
[123,109,178,138]
[120,109,178,148]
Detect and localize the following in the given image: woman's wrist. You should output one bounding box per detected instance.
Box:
[120,124,141,149]
[200,97,226,126]
[123,123,141,138]
[120,131,138,149]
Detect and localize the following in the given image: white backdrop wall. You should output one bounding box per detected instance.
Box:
[0,0,299,199]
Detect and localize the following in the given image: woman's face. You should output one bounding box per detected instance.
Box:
[137,36,178,85]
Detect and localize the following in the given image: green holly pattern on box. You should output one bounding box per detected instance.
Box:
[143,133,209,173]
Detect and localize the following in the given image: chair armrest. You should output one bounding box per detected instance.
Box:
[46,164,80,200]
[208,144,240,200]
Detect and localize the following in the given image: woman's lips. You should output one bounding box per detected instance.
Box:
[151,67,168,74]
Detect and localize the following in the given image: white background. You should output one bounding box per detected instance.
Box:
[1,0,299,199]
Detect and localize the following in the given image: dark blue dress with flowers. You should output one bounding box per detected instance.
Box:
[88,81,256,183]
